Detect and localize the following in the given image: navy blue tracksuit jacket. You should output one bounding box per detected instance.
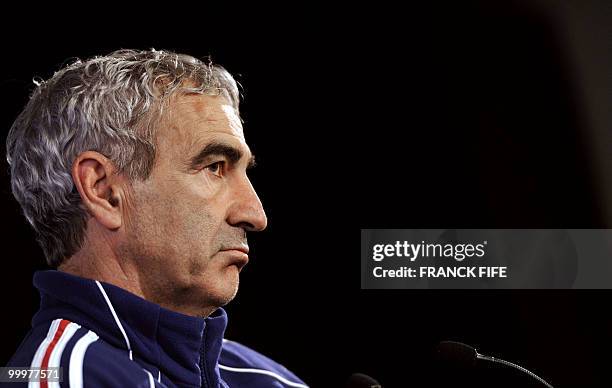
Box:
[5,271,307,387]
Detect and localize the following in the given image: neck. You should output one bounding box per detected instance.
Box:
[58,222,146,301]
[58,221,217,318]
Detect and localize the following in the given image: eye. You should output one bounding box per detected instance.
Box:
[205,161,225,177]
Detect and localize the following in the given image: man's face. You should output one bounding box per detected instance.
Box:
[120,94,267,317]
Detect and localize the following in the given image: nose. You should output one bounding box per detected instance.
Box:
[227,176,267,232]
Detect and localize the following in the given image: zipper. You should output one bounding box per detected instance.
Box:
[199,336,209,388]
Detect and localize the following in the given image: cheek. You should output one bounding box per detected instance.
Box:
[179,177,230,235]
[134,176,228,254]
[163,196,225,257]
[198,173,222,195]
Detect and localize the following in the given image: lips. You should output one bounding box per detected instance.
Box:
[219,245,249,270]
[225,245,249,255]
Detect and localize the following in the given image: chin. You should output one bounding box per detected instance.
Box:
[205,287,238,309]
[203,270,240,307]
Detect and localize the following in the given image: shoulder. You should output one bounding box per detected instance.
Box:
[78,339,158,387]
[6,319,158,388]
[219,338,307,388]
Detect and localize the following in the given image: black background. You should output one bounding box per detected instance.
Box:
[1,2,611,387]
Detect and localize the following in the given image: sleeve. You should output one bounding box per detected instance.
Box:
[219,339,307,388]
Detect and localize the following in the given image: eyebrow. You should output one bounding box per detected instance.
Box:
[187,142,256,170]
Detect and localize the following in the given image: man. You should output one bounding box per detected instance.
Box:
[4,49,307,388]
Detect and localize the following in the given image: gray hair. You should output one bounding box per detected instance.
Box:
[6,49,241,267]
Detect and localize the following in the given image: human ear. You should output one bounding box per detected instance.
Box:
[71,151,123,230]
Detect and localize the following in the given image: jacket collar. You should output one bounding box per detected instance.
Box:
[32,270,227,387]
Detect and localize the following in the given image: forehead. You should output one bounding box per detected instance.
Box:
[156,94,247,159]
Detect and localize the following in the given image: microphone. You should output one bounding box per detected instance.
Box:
[436,341,554,388]
[345,373,382,388]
